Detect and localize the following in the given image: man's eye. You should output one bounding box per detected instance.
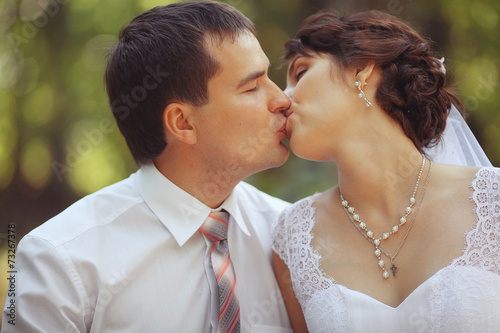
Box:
[246,86,257,93]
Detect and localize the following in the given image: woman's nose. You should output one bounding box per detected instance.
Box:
[284,87,294,99]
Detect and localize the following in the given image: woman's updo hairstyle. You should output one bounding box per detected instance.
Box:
[285,10,463,151]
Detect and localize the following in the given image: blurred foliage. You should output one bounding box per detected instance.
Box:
[0,1,499,313]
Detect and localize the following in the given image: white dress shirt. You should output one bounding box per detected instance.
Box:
[2,163,292,333]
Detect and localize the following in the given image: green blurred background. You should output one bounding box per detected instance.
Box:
[0,0,499,322]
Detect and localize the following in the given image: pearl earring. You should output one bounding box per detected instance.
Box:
[355,81,372,107]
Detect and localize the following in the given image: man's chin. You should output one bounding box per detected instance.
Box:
[272,145,290,167]
[254,148,290,172]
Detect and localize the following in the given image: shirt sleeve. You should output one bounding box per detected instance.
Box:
[2,236,88,332]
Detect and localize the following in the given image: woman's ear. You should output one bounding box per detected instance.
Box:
[355,62,376,89]
[163,102,197,145]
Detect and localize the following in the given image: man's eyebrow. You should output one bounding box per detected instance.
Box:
[235,63,271,90]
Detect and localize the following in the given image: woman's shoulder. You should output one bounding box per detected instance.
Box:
[280,193,321,220]
[472,166,500,182]
[273,192,320,232]
[464,166,500,199]
[272,193,319,260]
[431,163,499,188]
[470,166,500,204]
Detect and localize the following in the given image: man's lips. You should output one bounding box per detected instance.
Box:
[278,120,288,138]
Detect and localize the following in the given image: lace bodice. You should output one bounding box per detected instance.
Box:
[272,167,500,333]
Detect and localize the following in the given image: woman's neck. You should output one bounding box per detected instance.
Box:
[334,142,427,230]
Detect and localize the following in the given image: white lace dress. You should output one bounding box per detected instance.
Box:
[272,167,500,332]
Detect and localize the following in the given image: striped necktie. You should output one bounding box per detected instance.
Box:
[200,211,240,333]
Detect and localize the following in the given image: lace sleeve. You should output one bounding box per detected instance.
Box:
[454,167,500,274]
[272,205,292,267]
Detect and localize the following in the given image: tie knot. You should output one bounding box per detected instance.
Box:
[200,211,230,242]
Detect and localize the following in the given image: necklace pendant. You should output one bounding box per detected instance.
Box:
[390,263,398,277]
[382,270,389,279]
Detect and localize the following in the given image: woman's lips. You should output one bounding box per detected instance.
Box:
[278,120,288,139]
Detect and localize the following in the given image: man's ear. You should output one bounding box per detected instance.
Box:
[163,102,197,145]
[355,62,376,89]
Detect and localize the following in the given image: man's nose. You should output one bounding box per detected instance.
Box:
[269,84,291,114]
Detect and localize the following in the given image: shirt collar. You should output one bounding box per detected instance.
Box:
[218,185,250,237]
[137,163,250,246]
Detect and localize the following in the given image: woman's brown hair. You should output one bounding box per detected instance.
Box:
[285,10,463,151]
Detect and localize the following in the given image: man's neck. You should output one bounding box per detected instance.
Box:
[153,156,240,209]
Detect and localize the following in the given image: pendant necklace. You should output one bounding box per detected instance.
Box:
[339,154,430,279]
[344,160,431,278]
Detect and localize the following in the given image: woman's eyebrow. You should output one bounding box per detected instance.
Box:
[288,56,304,77]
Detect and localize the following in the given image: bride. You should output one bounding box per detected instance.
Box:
[272,10,500,332]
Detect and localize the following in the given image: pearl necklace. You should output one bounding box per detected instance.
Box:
[339,154,426,279]
[344,160,431,279]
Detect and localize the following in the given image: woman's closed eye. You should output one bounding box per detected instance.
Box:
[295,68,307,82]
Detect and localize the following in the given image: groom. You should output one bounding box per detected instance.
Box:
[2,1,293,332]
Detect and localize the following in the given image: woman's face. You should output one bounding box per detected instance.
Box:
[285,53,359,161]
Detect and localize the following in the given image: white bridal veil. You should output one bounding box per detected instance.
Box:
[424,57,492,167]
[424,105,492,167]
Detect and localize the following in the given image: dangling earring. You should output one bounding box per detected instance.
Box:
[355,81,372,107]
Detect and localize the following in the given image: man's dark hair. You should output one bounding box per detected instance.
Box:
[105,1,256,165]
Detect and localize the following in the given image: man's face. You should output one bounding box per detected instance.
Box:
[192,32,290,180]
